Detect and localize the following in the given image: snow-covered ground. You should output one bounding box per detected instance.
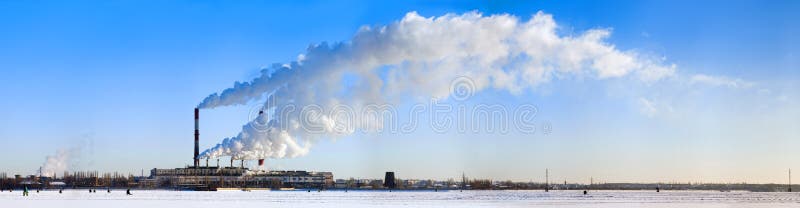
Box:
[2,189,799,207]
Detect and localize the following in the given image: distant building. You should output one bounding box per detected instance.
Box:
[384,172,396,189]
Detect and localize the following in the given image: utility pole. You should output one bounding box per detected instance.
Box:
[790,168,793,192]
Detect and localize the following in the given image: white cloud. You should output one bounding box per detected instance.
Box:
[638,62,676,83]
[690,74,754,88]
[636,97,675,118]
[638,97,658,117]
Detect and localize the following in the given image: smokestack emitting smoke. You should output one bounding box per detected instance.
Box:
[197,11,676,160]
[258,110,264,166]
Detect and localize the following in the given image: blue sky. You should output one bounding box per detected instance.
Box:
[0,0,798,183]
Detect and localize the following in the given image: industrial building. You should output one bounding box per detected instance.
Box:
[147,166,333,190]
[145,108,333,190]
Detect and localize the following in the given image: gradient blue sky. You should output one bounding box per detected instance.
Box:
[1,0,798,183]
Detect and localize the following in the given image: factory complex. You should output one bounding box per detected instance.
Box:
[144,108,332,190]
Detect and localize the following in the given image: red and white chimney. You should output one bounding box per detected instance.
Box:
[256,110,266,168]
[194,108,200,167]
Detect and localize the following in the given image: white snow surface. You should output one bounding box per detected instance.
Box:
[2,189,799,207]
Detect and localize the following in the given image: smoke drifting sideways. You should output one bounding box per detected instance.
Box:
[37,148,79,178]
[36,136,94,177]
[197,11,677,160]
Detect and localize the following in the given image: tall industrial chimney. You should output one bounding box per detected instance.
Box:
[194,108,200,167]
[258,110,265,167]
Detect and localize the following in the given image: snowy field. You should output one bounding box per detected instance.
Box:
[2,189,799,207]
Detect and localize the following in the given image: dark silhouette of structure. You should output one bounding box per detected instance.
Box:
[461,172,467,192]
[545,169,549,192]
[194,108,200,167]
[384,172,396,189]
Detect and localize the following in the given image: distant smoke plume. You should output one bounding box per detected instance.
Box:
[198,11,676,160]
[37,135,93,177]
[37,148,79,177]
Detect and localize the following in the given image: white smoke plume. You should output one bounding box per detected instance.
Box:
[197,11,676,160]
[37,148,78,177]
